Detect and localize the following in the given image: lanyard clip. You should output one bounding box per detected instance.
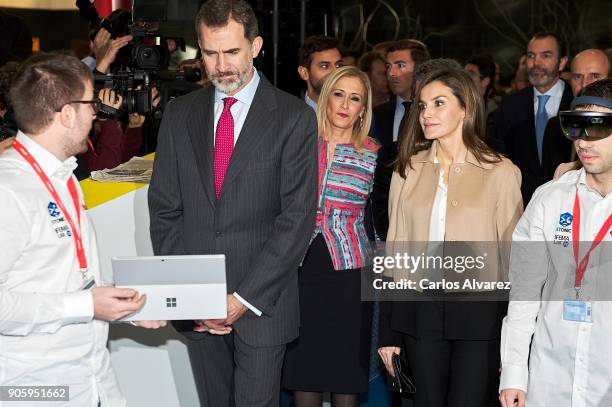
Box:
[79,268,88,280]
[575,287,580,300]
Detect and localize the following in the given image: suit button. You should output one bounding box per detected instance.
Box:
[451,200,458,207]
[454,167,461,174]
[215,231,222,237]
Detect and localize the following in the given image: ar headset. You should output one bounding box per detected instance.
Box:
[558,96,612,141]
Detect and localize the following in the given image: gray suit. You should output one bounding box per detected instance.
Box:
[148,75,318,407]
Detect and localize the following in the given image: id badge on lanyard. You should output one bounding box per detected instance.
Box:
[13,139,92,288]
[563,189,612,322]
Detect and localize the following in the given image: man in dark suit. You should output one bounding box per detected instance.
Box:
[372,39,430,147]
[489,32,572,205]
[148,1,317,406]
[297,36,342,111]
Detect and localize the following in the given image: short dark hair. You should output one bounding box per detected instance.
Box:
[0,61,20,112]
[465,54,496,94]
[9,52,92,134]
[358,51,386,73]
[298,36,339,69]
[386,39,430,67]
[575,78,612,107]
[195,0,259,43]
[530,31,567,58]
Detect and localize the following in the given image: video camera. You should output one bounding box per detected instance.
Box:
[76,0,202,117]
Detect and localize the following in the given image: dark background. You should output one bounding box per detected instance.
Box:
[2,0,611,97]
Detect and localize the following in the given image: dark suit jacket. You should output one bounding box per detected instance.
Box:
[370,141,396,240]
[372,98,396,147]
[148,76,318,347]
[488,81,573,205]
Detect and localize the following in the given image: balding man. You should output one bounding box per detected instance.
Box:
[569,48,610,96]
[546,48,611,175]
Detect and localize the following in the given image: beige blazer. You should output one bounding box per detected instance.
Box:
[386,140,523,287]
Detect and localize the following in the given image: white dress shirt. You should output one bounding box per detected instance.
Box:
[0,132,124,407]
[212,70,263,317]
[533,78,565,123]
[213,69,261,145]
[500,168,612,407]
[428,154,448,242]
[392,95,409,142]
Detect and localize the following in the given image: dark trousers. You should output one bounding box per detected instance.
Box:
[186,331,286,407]
[401,334,500,407]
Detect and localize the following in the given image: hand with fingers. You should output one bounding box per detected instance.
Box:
[96,35,134,74]
[132,320,168,329]
[91,28,111,62]
[377,346,401,377]
[99,88,123,110]
[499,388,526,407]
[193,319,232,335]
[92,287,145,321]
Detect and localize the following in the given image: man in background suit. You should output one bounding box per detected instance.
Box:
[372,39,429,147]
[148,1,318,406]
[489,32,572,205]
[297,35,342,111]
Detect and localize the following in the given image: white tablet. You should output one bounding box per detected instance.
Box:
[112,255,227,321]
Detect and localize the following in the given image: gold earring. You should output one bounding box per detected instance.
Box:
[359,115,364,128]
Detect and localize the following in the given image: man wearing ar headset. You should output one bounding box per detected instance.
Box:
[499,78,612,407]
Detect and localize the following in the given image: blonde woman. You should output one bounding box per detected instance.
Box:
[378,68,523,406]
[283,66,379,407]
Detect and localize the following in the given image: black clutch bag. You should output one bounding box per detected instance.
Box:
[391,353,416,394]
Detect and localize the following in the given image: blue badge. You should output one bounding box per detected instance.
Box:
[563,300,593,322]
[559,212,573,227]
[47,202,61,218]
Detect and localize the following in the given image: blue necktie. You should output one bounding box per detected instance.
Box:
[535,94,550,164]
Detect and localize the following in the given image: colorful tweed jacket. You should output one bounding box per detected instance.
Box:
[312,138,379,270]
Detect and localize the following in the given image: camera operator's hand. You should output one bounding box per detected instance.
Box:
[91,28,111,63]
[127,87,160,128]
[96,35,134,74]
[99,88,123,110]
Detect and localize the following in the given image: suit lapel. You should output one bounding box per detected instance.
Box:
[186,85,216,207]
[220,76,276,195]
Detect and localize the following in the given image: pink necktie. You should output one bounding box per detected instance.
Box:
[214,97,238,199]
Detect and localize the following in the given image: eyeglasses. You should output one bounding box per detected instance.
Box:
[559,111,612,141]
[55,98,102,114]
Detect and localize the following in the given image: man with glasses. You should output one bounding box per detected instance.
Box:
[500,78,612,407]
[0,52,162,407]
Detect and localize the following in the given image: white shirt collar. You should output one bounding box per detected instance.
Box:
[534,78,565,98]
[16,131,77,181]
[214,68,260,105]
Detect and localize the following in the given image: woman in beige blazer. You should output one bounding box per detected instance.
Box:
[377,67,523,407]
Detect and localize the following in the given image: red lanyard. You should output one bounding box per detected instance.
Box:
[571,189,612,290]
[13,139,88,274]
